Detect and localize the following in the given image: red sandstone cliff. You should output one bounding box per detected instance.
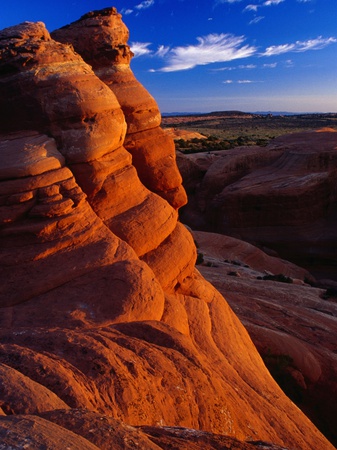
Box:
[0,9,335,450]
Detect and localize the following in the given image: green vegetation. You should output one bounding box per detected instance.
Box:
[163,112,337,154]
[175,135,269,154]
[258,273,293,283]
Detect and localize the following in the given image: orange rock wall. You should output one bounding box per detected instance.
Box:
[52,8,187,210]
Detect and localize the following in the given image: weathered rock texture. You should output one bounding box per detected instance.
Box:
[0,11,335,450]
[52,8,187,210]
[194,231,337,445]
[178,129,337,280]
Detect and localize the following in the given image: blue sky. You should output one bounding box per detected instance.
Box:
[1,1,337,113]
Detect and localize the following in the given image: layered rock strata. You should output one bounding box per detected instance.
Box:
[0,18,194,288]
[178,129,337,279]
[0,13,335,450]
[52,8,187,210]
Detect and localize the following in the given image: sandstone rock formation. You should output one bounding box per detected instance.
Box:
[194,231,337,445]
[178,129,337,281]
[52,8,187,210]
[0,11,335,450]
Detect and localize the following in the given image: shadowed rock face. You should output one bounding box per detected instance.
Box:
[193,231,337,446]
[0,12,335,450]
[178,129,337,279]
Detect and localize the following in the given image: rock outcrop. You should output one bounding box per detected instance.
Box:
[178,129,337,280]
[0,10,335,450]
[52,8,187,210]
[194,231,337,445]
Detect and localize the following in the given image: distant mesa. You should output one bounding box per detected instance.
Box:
[0,7,335,450]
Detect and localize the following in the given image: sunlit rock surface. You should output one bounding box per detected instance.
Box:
[52,7,187,210]
[0,11,335,450]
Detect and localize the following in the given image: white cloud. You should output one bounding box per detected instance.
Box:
[130,42,152,57]
[249,16,264,24]
[135,0,155,10]
[155,45,170,57]
[215,0,243,4]
[239,64,257,69]
[263,0,284,5]
[121,1,154,16]
[214,63,256,71]
[263,62,277,68]
[244,1,283,16]
[262,43,294,56]
[244,4,259,12]
[262,36,337,56]
[223,79,262,84]
[214,66,235,71]
[157,33,256,72]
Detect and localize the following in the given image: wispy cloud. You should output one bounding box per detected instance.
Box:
[121,0,154,16]
[263,0,284,5]
[262,36,337,56]
[135,0,155,10]
[156,34,256,72]
[132,33,336,72]
[243,0,284,20]
[215,0,243,5]
[223,79,262,84]
[155,45,170,58]
[130,42,152,57]
[244,4,259,12]
[249,16,264,24]
[240,64,257,69]
[213,63,256,71]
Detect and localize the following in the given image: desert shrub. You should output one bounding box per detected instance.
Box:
[322,287,337,300]
[262,273,293,283]
[205,261,218,268]
[256,138,269,146]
